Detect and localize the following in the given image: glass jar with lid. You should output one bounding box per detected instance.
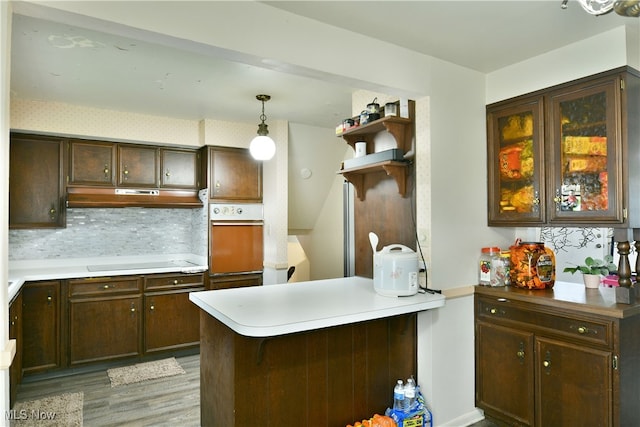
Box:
[478,247,501,286]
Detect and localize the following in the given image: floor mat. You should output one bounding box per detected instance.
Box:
[11,391,83,426]
[107,357,186,387]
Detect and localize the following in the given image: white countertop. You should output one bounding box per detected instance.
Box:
[8,253,208,302]
[189,276,446,337]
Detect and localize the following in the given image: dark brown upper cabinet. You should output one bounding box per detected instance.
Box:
[208,146,262,202]
[487,67,640,227]
[9,133,66,229]
[117,144,159,188]
[68,139,117,187]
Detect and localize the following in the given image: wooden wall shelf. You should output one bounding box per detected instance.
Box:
[339,160,408,201]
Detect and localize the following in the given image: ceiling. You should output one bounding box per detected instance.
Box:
[9,1,635,129]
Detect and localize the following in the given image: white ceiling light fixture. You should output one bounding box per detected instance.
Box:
[561,0,640,16]
[249,94,276,161]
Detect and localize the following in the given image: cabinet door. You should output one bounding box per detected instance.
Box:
[144,289,203,353]
[209,147,262,201]
[547,75,623,224]
[22,281,60,374]
[9,293,23,406]
[69,296,142,365]
[68,140,116,186]
[160,148,199,189]
[9,134,65,228]
[487,96,545,226]
[536,337,612,427]
[117,145,159,187]
[476,322,535,426]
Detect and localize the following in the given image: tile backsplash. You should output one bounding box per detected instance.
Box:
[9,205,208,260]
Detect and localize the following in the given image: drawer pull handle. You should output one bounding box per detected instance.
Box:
[577,326,589,334]
[490,308,497,314]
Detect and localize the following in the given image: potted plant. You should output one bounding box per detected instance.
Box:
[563,255,617,288]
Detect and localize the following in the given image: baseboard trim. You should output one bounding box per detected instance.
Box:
[438,408,485,426]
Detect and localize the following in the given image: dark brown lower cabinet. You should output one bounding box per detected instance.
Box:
[9,293,23,407]
[14,272,202,386]
[22,281,60,375]
[144,273,205,353]
[475,284,640,427]
[68,276,142,365]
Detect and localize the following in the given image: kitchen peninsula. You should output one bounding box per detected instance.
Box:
[189,276,445,426]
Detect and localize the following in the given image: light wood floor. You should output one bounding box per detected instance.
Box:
[14,354,200,427]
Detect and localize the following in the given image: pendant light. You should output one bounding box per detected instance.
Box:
[249,94,276,161]
[561,0,640,16]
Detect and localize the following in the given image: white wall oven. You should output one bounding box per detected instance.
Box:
[209,204,264,276]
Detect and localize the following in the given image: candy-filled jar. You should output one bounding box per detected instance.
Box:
[509,240,555,289]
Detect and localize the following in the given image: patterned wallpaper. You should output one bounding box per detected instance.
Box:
[10,99,200,147]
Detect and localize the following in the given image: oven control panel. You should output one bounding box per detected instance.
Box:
[209,203,263,221]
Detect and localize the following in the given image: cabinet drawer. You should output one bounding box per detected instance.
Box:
[69,277,141,297]
[476,296,613,348]
[144,273,204,291]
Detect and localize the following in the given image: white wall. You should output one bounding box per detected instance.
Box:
[487,26,630,103]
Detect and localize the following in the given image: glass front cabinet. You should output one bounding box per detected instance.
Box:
[487,96,545,225]
[487,67,640,227]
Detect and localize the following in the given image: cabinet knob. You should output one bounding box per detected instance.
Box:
[165,170,171,178]
[173,280,179,285]
[103,285,110,289]
[543,360,550,368]
[490,308,497,314]
[49,206,56,220]
[123,167,129,178]
[104,165,109,175]
[130,306,136,312]
[554,189,562,210]
[577,326,589,334]
[150,304,155,311]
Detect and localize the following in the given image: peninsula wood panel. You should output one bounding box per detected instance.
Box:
[200,312,417,426]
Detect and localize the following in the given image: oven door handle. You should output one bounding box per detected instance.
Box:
[212,221,264,226]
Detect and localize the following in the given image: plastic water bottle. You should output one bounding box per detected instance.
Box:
[393,379,405,412]
[405,377,416,410]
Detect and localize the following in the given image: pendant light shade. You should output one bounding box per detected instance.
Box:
[561,0,640,16]
[249,94,276,161]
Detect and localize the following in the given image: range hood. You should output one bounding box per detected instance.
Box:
[67,187,203,208]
